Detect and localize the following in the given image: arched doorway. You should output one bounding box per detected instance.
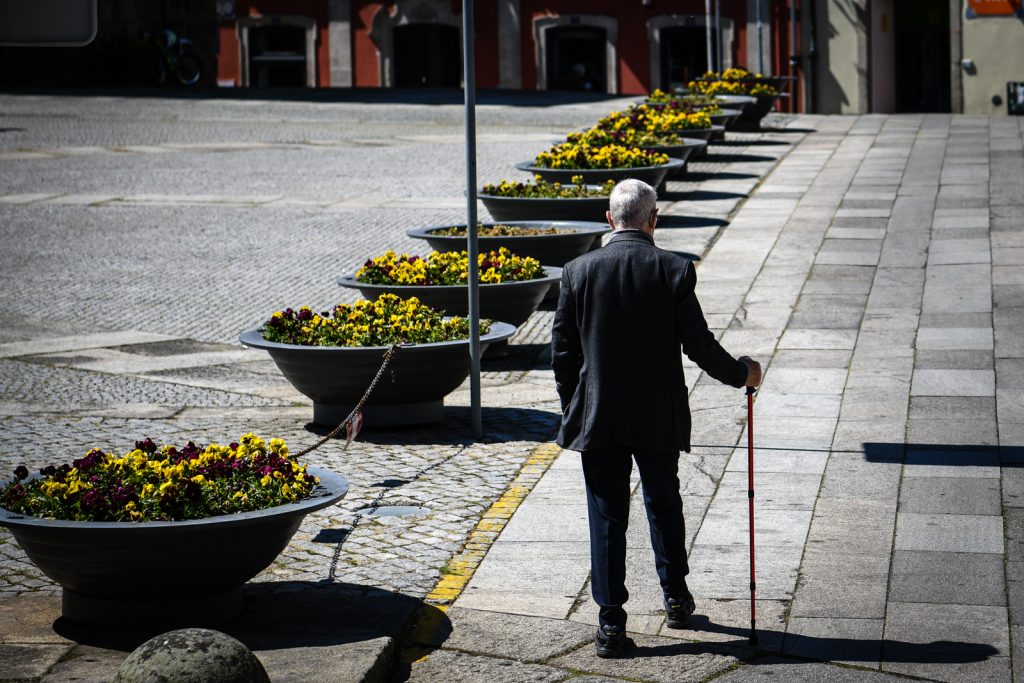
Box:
[659,24,715,89]
[546,25,607,92]
[393,23,460,87]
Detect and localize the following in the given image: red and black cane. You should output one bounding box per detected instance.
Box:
[746,385,757,645]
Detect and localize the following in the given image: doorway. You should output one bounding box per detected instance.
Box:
[545,26,607,92]
[659,23,715,90]
[894,0,950,112]
[393,23,460,87]
[248,24,307,87]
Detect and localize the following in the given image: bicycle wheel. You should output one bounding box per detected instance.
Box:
[173,48,203,86]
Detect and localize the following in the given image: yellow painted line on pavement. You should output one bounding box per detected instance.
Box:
[402,441,563,665]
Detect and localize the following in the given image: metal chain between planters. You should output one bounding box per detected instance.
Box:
[293,344,401,459]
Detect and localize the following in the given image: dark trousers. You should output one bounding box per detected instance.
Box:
[581,448,689,629]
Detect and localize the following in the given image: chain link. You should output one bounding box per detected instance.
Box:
[293,344,401,459]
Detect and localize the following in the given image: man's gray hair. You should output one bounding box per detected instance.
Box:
[608,179,657,229]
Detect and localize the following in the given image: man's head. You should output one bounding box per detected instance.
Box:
[607,179,658,233]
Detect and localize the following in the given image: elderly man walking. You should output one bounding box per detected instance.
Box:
[551,178,762,658]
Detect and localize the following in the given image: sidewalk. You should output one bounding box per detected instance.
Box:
[406,113,1024,682]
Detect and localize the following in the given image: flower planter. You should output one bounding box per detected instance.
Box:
[241,323,516,425]
[407,222,609,268]
[338,267,558,324]
[0,466,347,630]
[733,93,789,129]
[515,159,685,188]
[640,137,706,165]
[671,125,725,143]
[715,94,757,111]
[708,109,742,140]
[479,189,611,222]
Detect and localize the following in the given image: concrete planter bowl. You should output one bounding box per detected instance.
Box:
[515,159,685,189]
[734,93,789,128]
[241,323,515,425]
[336,270,556,358]
[708,109,742,140]
[407,222,610,268]
[715,94,757,112]
[0,466,347,630]
[479,190,611,222]
[640,137,707,165]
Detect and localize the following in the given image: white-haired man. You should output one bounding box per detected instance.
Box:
[552,178,761,658]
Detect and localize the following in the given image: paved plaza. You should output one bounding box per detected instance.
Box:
[0,93,1022,682]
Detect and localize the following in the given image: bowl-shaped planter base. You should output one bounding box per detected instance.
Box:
[241,325,516,425]
[732,93,789,130]
[407,222,609,267]
[516,159,685,189]
[480,194,610,222]
[1,467,347,630]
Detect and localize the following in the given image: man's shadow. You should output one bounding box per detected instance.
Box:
[630,615,998,664]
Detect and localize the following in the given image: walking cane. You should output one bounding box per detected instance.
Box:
[746,385,757,645]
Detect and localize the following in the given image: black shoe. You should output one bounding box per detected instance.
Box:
[595,624,634,658]
[665,592,696,629]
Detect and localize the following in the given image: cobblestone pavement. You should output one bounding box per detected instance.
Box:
[0,89,799,634]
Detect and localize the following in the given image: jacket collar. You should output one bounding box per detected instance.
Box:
[608,229,655,246]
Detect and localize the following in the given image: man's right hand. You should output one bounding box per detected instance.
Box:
[739,356,762,388]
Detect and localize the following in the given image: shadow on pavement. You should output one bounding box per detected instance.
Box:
[306,405,560,446]
[714,138,793,147]
[702,152,780,164]
[864,442,1023,464]
[52,581,427,651]
[0,85,628,108]
[662,189,748,202]
[656,215,730,230]
[669,616,998,665]
[683,171,761,182]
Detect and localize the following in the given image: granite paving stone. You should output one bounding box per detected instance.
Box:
[888,551,1005,605]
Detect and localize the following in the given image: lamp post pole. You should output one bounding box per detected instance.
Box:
[462,0,482,439]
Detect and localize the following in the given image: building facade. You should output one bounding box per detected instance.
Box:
[213,0,803,111]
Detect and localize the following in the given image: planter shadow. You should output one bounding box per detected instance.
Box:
[657,215,729,229]
[302,405,561,446]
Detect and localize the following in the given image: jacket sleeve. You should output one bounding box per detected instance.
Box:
[676,263,749,388]
[551,267,583,412]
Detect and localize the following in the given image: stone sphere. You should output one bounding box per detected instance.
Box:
[114,628,270,683]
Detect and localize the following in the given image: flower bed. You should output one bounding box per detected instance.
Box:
[431,224,565,237]
[481,175,615,200]
[0,434,316,523]
[688,68,779,96]
[355,248,544,286]
[534,141,669,170]
[263,295,484,347]
[595,106,712,134]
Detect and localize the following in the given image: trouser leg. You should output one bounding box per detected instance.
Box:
[634,450,689,599]
[581,447,633,629]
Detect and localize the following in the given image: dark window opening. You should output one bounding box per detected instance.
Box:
[249,24,307,87]
[393,24,461,87]
[546,26,607,92]
[659,23,716,90]
[894,0,951,112]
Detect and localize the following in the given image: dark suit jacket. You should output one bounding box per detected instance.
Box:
[551,230,748,452]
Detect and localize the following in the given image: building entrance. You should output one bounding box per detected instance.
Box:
[393,24,460,87]
[545,26,607,92]
[894,0,951,112]
[248,24,307,88]
[659,24,715,89]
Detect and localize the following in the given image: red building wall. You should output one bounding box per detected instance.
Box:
[218,0,331,87]
[351,0,500,88]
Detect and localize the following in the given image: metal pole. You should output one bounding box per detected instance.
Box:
[705,0,713,75]
[757,0,764,74]
[789,0,798,112]
[462,0,482,440]
[715,0,722,72]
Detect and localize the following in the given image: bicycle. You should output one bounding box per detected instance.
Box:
[142,29,203,86]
